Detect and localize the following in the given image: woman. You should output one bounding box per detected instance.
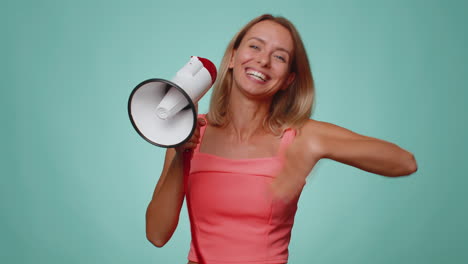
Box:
[146,14,417,264]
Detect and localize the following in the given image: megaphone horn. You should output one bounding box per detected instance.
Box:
[128,56,217,148]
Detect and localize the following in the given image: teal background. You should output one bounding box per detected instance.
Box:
[2,0,467,263]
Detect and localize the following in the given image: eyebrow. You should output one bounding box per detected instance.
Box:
[247,37,292,56]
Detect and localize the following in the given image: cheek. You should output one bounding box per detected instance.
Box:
[274,66,291,80]
[237,49,255,64]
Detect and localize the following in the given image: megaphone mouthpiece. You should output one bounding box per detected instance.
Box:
[155,86,189,120]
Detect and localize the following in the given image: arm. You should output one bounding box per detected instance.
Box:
[304,120,417,177]
[145,148,185,247]
[270,119,417,202]
[145,118,206,247]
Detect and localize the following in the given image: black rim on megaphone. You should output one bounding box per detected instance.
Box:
[128,78,197,148]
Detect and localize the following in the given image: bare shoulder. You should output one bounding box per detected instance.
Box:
[299,119,369,140]
[280,120,325,174]
[298,119,326,133]
[296,119,338,140]
[291,119,327,159]
[293,119,370,159]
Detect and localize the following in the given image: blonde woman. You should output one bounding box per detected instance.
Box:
[146,14,417,264]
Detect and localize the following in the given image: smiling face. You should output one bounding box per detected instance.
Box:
[229,20,296,100]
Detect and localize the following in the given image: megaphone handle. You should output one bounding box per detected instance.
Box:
[183,150,206,264]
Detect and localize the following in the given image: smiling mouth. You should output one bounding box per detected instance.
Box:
[246,69,269,82]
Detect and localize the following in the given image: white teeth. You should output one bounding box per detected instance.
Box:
[246,69,267,82]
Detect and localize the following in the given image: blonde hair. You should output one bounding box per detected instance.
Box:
[207,14,315,135]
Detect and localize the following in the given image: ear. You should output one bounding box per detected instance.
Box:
[282,72,296,90]
[228,49,237,69]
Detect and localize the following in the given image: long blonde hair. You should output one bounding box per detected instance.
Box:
[207,14,315,135]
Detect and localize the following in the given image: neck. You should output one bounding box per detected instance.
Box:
[225,88,272,141]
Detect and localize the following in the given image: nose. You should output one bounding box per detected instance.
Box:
[257,52,270,67]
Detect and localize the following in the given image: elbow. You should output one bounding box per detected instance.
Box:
[403,152,418,175]
[390,152,418,177]
[146,219,169,248]
[407,153,418,174]
[146,232,167,248]
[145,208,179,248]
[146,203,170,248]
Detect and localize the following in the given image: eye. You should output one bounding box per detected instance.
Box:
[274,55,287,62]
[249,45,260,50]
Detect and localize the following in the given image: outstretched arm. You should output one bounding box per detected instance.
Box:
[304,120,417,177]
[270,119,417,202]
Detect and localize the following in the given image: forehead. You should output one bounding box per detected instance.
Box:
[243,20,294,52]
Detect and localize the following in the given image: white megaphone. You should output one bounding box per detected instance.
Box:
[128,56,217,147]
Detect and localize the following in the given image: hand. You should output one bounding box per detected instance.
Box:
[175,118,207,154]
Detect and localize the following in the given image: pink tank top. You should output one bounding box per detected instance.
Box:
[185,115,301,264]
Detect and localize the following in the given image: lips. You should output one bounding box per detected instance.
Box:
[246,68,270,82]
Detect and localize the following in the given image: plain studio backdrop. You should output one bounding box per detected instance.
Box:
[2,0,467,263]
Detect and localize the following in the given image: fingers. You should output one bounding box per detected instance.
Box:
[175,117,207,153]
[198,117,206,127]
[191,118,206,141]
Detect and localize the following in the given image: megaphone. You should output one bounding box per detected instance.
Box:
[128,56,217,148]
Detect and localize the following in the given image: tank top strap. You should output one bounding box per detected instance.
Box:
[277,128,296,157]
[193,114,208,153]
